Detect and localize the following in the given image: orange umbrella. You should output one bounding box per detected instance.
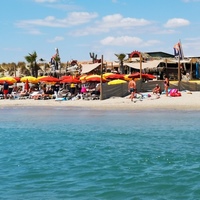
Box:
[0,79,14,85]
[123,75,132,81]
[104,73,125,80]
[128,72,156,80]
[38,76,60,83]
[85,75,106,82]
[13,77,21,82]
[0,77,17,84]
[59,75,73,80]
[60,77,80,84]
[21,76,38,84]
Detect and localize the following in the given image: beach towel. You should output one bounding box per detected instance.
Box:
[169,89,181,97]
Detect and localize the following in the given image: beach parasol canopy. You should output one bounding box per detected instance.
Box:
[59,75,72,80]
[85,75,106,82]
[20,76,39,84]
[79,74,87,81]
[0,77,17,84]
[108,79,127,85]
[103,73,113,78]
[38,76,60,83]
[0,79,14,85]
[128,72,156,80]
[123,74,132,81]
[60,76,80,84]
[13,77,21,82]
[104,73,125,80]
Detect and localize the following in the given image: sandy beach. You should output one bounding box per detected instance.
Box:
[0,91,199,111]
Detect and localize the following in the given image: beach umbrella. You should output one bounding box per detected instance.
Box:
[20,76,38,84]
[108,79,127,85]
[37,76,48,80]
[103,73,113,78]
[85,75,106,82]
[144,74,156,80]
[123,75,132,81]
[104,73,125,80]
[79,75,87,81]
[128,72,142,79]
[128,72,156,80]
[0,77,17,84]
[13,76,21,82]
[59,75,72,80]
[60,76,80,84]
[38,76,60,83]
[0,79,14,85]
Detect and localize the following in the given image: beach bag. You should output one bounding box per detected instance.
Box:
[170,89,181,97]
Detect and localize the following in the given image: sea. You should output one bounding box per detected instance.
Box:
[0,106,200,200]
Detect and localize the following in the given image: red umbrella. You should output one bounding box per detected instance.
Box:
[104,73,125,80]
[85,75,106,82]
[13,77,21,82]
[0,80,13,85]
[39,76,60,82]
[128,72,142,78]
[144,74,156,79]
[60,77,80,84]
[128,72,156,79]
[59,75,72,80]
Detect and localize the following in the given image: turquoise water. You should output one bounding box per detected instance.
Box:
[0,107,200,200]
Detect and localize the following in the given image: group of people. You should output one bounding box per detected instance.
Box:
[128,75,170,101]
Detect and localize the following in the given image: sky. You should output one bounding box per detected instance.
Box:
[1,0,200,64]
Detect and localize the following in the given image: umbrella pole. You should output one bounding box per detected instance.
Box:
[100,55,103,100]
[139,53,142,79]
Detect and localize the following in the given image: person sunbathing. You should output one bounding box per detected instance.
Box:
[153,84,161,95]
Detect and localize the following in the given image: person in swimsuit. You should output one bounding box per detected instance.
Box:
[164,75,169,96]
[128,78,136,101]
[3,81,9,99]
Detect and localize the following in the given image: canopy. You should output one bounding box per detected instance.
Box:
[81,63,101,74]
[125,60,161,70]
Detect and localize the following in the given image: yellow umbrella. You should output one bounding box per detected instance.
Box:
[37,76,48,80]
[108,79,127,85]
[123,75,132,81]
[20,76,38,84]
[0,77,17,84]
[103,73,113,78]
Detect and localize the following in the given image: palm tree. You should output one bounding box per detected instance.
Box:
[24,51,38,77]
[54,54,60,70]
[115,53,126,74]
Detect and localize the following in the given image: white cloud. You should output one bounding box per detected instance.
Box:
[47,36,64,43]
[164,18,190,28]
[70,14,152,36]
[101,14,151,28]
[100,36,143,46]
[16,12,98,28]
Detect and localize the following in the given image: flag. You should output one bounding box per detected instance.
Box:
[173,42,184,60]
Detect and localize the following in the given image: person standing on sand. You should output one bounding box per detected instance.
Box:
[3,81,9,99]
[164,75,169,96]
[128,78,136,101]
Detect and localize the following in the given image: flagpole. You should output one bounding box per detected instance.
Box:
[139,53,142,79]
[178,40,181,89]
[100,55,103,100]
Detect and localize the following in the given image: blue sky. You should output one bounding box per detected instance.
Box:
[1,0,200,63]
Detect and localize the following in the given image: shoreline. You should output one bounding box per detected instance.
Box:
[1,91,200,111]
